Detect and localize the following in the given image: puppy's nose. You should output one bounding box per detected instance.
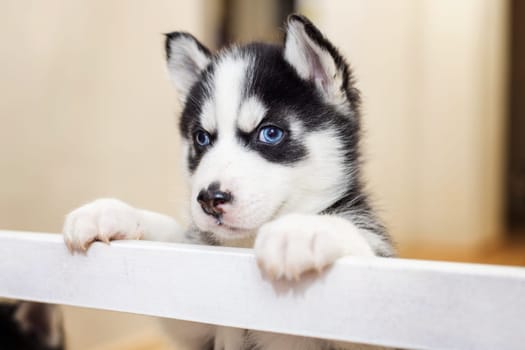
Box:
[197,184,232,219]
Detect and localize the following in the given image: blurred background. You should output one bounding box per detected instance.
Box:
[0,0,523,349]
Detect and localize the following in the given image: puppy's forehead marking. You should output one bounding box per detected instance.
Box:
[211,53,250,136]
[237,96,267,133]
[200,99,216,132]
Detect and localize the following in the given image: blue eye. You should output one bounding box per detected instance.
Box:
[194,130,211,147]
[258,126,285,144]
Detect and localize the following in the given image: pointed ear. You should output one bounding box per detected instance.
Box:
[165,32,212,103]
[284,15,353,108]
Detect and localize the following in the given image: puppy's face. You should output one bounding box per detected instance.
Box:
[165,16,360,241]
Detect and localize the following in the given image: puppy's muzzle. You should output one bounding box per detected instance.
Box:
[197,183,232,221]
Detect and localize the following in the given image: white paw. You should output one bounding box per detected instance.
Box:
[63,198,143,252]
[254,214,374,280]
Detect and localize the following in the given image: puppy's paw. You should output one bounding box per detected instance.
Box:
[254,214,374,280]
[63,198,143,253]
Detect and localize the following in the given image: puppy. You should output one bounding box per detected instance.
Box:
[64,14,394,350]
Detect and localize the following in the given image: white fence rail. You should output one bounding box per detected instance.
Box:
[0,230,524,349]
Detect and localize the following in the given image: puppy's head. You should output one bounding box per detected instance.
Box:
[165,15,361,241]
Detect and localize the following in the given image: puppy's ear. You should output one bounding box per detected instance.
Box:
[165,32,211,104]
[284,15,354,108]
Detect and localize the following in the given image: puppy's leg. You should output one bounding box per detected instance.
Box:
[63,198,184,252]
[254,214,383,281]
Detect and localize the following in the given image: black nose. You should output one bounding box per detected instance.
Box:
[197,184,232,219]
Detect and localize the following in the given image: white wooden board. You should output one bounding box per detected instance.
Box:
[0,230,524,349]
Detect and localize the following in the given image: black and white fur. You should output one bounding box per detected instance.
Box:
[0,301,64,350]
[63,15,394,350]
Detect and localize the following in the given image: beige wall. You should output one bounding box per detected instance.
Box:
[0,1,210,233]
[0,1,207,349]
[299,0,508,248]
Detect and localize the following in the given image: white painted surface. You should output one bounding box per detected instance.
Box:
[0,230,524,349]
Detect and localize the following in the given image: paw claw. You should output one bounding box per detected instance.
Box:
[65,240,74,254]
[266,267,278,280]
[62,199,141,252]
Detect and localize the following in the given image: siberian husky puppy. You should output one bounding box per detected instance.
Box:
[63,14,394,350]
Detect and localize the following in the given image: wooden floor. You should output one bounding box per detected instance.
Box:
[399,237,525,266]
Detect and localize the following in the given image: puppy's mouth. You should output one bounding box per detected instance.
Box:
[194,211,258,239]
[208,222,256,240]
[192,193,288,240]
[211,219,252,234]
[202,201,287,239]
